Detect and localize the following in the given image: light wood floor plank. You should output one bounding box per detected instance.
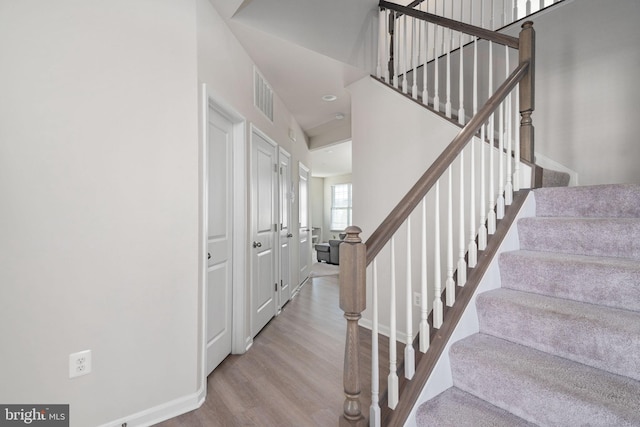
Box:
[155,275,360,427]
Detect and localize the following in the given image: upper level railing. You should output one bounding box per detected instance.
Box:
[339,1,536,425]
[401,0,563,31]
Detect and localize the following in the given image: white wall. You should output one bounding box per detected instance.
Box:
[350,78,459,243]
[0,1,311,426]
[503,0,640,185]
[0,1,199,426]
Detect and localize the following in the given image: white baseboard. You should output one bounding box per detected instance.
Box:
[98,386,206,427]
[359,318,413,345]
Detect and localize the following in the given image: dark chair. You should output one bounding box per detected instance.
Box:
[315,243,331,263]
[314,232,346,265]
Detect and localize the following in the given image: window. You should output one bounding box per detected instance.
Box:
[330,183,352,231]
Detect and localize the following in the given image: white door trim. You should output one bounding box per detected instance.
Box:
[278,147,292,311]
[297,162,311,291]
[199,84,249,393]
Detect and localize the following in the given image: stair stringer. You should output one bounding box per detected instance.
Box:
[402,192,536,427]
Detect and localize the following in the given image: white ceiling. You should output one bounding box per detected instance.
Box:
[207,0,378,173]
[309,140,352,178]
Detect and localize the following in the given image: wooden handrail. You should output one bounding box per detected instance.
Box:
[365,61,530,265]
[379,0,520,49]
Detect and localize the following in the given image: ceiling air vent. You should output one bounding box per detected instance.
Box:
[254,68,274,122]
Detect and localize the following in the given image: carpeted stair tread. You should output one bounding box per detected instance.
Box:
[499,250,640,312]
[533,184,640,218]
[450,334,640,427]
[415,387,536,427]
[476,288,640,381]
[517,216,640,260]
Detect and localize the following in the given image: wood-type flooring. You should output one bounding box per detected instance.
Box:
[155,274,378,427]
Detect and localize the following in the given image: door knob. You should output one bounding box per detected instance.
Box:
[287,233,293,238]
[253,241,262,248]
[208,252,211,260]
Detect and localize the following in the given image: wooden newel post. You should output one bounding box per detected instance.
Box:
[519,21,535,164]
[339,225,367,427]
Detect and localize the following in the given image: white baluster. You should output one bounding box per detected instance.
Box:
[468,12,478,267]
[526,0,532,16]
[433,181,443,328]
[505,45,513,205]
[458,150,467,286]
[513,85,521,191]
[469,138,477,267]
[539,0,545,11]
[502,0,507,27]
[403,15,408,94]
[490,0,495,30]
[377,8,383,79]
[445,30,452,118]
[479,121,488,249]
[393,12,399,89]
[505,98,513,205]
[487,43,497,235]
[405,218,415,380]
[412,18,418,99]
[370,260,380,427]
[384,9,390,83]
[513,0,519,23]
[433,22,440,112]
[458,29,465,124]
[446,166,455,306]
[420,197,429,353]
[388,237,398,410]
[422,18,429,106]
[497,101,505,220]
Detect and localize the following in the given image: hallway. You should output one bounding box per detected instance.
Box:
[156,274,354,426]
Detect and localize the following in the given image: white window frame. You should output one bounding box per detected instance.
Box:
[330,183,352,231]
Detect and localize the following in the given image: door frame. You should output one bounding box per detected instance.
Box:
[277,147,292,311]
[297,162,311,291]
[199,84,248,393]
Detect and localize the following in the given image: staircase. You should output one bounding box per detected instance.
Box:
[416,184,640,426]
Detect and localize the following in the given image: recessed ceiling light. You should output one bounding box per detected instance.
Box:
[335,113,345,120]
[322,94,337,102]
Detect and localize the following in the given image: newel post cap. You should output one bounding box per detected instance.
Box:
[343,226,363,243]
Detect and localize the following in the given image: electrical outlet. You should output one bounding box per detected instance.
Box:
[69,350,91,378]
[413,292,422,307]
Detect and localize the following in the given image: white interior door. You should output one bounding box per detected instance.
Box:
[206,104,233,375]
[278,148,292,309]
[298,163,311,284]
[251,129,277,337]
